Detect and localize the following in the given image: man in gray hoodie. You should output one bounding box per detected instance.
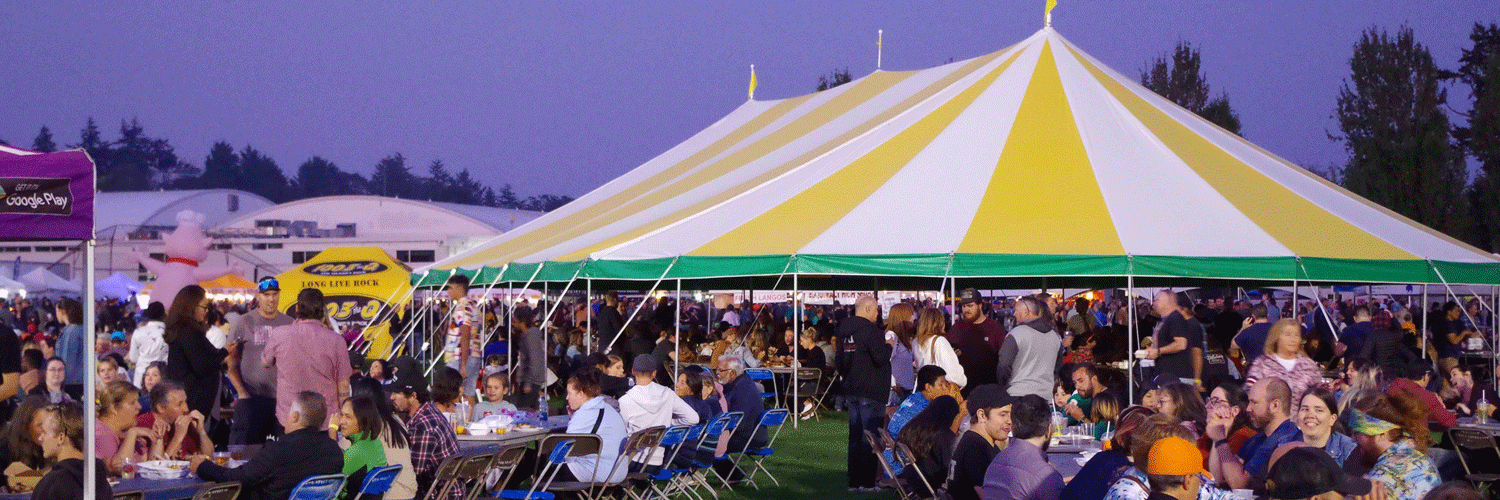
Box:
[619,354,699,469]
[995,296,1061,401]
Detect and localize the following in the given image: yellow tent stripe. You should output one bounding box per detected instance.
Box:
[1068,45,1415,260]
[488,72,911,264]
[958,42,1123,255]
[440,96,812,269]
[691,50,1028,256]
[1239,132,1493,260]
[559,49,1014,261]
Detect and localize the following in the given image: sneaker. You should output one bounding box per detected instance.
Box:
[801,401,815,413]
[800,412,814,421]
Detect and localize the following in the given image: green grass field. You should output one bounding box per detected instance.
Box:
[708,412,899,500]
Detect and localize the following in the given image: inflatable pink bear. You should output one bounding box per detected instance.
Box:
[133,210,242,309]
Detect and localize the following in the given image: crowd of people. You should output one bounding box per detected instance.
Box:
[0,274,1496,500]
[821,288,1499,500]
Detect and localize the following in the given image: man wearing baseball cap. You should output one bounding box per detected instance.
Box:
[949,384,1013,500]
[948,288,1004,392]
[1266,447,1371,500]
[1144,436,1210,500]
[225,277,292,445]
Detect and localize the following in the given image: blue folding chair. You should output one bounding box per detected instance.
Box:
[744,368,778,406]
[674,423,716,500]
[643,425,700,500]
[732,408,790,490]
[499,439,576,500]
[288,474,347,500]
[697,412,744,491]
[351,465,403,500]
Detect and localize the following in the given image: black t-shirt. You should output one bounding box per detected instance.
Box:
[948,430,999,500]
[1156,311,1202,380]
[31,458,111,500]
[1431,319,1464,358]
[651,340,675,386]
[0,322,20,380]
[797,344,826,370]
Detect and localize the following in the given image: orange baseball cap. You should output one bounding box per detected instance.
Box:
[1145,437,1209,477]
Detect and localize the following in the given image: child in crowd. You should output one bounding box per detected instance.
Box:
[482,354,506,378]
[471,373,518,420]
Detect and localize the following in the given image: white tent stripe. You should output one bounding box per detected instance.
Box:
[424,99,782,270]
[591,43,1030,261]
[1052,34,1293,257]
[801,41,1045,255]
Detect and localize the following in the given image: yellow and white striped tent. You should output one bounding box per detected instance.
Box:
[417,28,1500,288]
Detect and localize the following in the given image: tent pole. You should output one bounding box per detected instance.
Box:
[1431,262,1485,354]
[1422,284,1429,360]
[506,281,514,378]
[1126,265,1135,405]
[675,279,682,388]
[355,274,423,356]
[506,265,546,375]
[1296,261,1341,343]
[607,257,678,352]
[83,240,96,500]
[939,253,955,326]
[793,272,801,429]
[586,279,593,353]
[366,284,419,358]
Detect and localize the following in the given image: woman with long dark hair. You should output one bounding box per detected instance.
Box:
[896,395,960,498]
[1200,382,1255,464]
[0,395,51,490]
[1156,381,1207,438]
[349,376,417,499]
[164,285,227,417]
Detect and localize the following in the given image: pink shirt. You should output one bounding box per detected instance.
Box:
[95,418,120,462]
[263,319,353,426]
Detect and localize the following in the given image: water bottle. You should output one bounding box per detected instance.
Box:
[538,393,549,423]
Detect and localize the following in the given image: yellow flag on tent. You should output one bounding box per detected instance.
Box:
[1046,0,1058,24]
[748,65,758,100]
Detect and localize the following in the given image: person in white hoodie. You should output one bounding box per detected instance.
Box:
[127,302,168,388]
[619,354,700,470]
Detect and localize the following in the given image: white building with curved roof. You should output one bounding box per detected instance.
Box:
[0,191,542,289]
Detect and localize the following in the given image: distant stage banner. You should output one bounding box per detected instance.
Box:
[0,148,96,240]
[276,246,412,359]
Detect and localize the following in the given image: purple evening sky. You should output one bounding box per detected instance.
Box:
[2,2,1494,199]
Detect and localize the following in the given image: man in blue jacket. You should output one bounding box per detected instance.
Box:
[835,296,891,493]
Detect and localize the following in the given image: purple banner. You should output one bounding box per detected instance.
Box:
[0,150,95,240]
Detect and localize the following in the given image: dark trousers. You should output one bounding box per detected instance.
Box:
[846,396,883,488]
[230,396,282,445]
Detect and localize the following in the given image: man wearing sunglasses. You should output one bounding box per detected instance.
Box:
[226,277,293,444]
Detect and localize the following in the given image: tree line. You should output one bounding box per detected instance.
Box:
[14,121,575,212]
[1137,26,1500,253]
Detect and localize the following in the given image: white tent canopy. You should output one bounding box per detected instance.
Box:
[20,267,80,295]
[94,272,143,301]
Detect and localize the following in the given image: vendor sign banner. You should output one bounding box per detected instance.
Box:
[277,246,412,358]
[0,150,95,240]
